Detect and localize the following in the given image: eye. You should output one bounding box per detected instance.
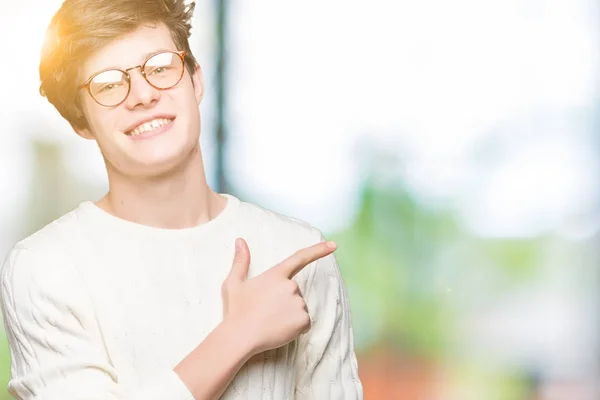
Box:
[98,83,122,93]
[149,66,168,75]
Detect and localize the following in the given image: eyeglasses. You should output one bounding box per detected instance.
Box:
[79,50,187,107]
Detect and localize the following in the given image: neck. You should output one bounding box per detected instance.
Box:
[98,143,226,229]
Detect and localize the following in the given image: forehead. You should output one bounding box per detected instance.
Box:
[82,23,177,78]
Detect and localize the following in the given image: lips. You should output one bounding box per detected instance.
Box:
[124,115,175,136]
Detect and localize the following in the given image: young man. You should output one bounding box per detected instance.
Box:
[0,0,363,399]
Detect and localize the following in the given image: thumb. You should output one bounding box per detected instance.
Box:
[227,238,251,282]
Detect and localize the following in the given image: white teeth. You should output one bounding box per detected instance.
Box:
[129,118,172,136]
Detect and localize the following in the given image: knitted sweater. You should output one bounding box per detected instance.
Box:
[0,194,363,399]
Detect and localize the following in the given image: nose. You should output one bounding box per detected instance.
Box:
[124,67,161,110]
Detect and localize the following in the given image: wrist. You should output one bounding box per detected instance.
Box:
[174,317,258,399]
[219,315,258,362]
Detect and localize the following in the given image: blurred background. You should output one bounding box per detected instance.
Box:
[1,0,599,399]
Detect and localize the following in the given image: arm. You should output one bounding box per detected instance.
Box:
[0,245,251,400]
[294,240,364,399]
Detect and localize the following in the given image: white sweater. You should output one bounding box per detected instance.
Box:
[0,194,363,399]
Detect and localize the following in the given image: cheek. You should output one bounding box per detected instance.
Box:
[185,83,201,113]
[178,74,201,107]
[170,86,201,128]
[83,102,122,137]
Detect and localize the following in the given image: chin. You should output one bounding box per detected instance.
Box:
[131,141,198,177]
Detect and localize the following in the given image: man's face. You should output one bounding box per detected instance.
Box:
[77,23,204,178]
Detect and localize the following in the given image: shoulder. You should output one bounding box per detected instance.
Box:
[11,205,86,255]
[236,198,326,252]
[1,206,87,300]
[233,197,336,284]
[1,209,99,347]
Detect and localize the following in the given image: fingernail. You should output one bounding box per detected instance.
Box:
[235,238,242,250]
[326,241,337,249]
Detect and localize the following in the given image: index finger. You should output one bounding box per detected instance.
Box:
[273,241,337,279]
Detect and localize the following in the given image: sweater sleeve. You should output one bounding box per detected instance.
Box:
[0,245,195,400]
[293,237,364,399]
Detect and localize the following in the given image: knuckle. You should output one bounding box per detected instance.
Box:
[301,298,308,310]
[300,299,308,312]
[289,280,300,292]
[302,313,311,332]
[294,248,311,265]
[221,280,231,293]
[285,280,299,295]
[292,247,305,258]
[301,250,313,266]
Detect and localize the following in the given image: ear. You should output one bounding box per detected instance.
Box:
[191,63,205,105]
[73,125,95,140]
[72,99,96,140]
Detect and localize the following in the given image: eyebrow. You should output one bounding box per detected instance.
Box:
[137,49,173,64]
[84,48,175,82]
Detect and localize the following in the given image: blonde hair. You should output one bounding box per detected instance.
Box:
[39,0,198,130]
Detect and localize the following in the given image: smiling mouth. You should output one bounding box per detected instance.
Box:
[126,118,174,136]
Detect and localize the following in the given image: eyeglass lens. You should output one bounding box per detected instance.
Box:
[88,52,184,106]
